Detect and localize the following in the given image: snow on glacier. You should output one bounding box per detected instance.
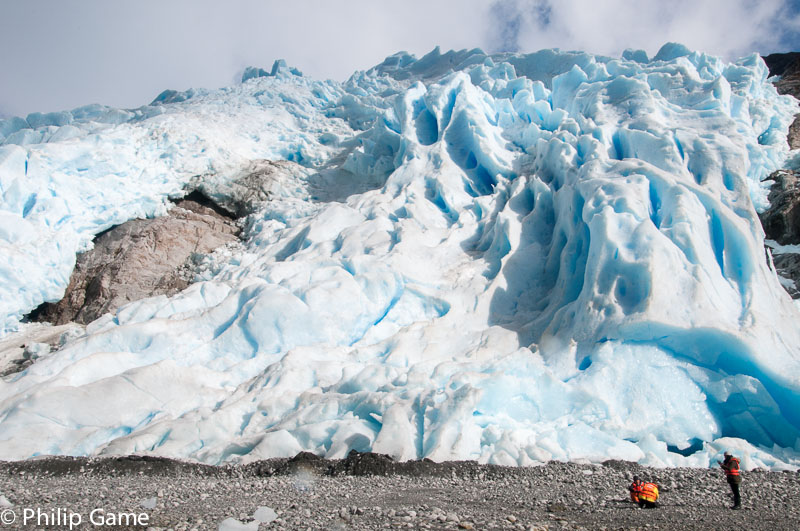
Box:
[1,46,800,469]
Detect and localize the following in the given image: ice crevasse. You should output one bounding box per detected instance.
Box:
[1,44,800,469]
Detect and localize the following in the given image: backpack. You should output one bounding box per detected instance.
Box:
[639,482,659,503]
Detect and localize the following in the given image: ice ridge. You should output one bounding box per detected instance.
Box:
[0,44,799,470]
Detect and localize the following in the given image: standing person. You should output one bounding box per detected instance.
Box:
[718,451,742,509]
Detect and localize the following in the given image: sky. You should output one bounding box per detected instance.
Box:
[1,0,799,118]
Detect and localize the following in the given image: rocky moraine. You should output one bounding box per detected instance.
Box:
[0,452,798,530]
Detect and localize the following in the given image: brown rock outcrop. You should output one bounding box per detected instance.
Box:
[779,59,800,149]
[31,196,240,325]
[192,159,312,217]
[771,57,800,99]
[762,53,800,149]
[762,52,800,78]
[760,53,800,298]
[761,170,800,298]
[770,253,800,298]
[760,170,800,246]
[788,114,800,151]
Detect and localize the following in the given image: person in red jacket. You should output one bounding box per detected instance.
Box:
[628,475,644,503]
[718,451,742,509]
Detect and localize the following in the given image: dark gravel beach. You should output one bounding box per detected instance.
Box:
[0,452,798,530]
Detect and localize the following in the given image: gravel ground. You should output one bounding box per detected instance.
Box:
[0,452,798,530]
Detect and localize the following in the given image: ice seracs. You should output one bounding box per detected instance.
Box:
[0,43,799,470]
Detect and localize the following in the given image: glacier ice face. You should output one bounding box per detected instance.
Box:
[1,44,799,470]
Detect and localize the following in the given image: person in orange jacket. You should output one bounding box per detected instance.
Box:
[718,451,742,509]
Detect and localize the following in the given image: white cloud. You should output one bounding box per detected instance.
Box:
[0,0,493,115]
[0,0,797,116]
[493,0,800,61]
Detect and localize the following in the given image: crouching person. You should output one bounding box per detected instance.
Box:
[637,481,659,509]
[628,475,644,503]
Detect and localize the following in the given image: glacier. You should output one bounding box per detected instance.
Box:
[1,44,800,469]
